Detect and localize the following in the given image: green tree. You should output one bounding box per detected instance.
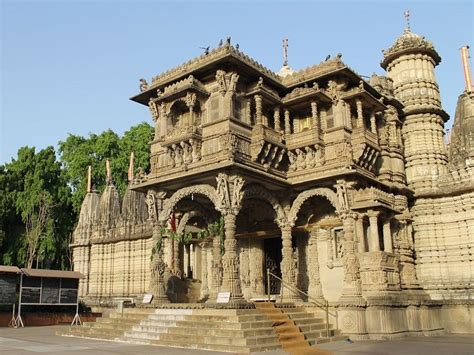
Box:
[59,122,153,212]
[0,146,74,268]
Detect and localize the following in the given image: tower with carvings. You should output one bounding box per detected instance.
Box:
[381,12,449,191]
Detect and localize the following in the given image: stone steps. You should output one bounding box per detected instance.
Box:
[60,302,345,353]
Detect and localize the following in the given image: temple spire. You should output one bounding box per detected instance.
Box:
[128,152,135,182]
[106,159,112,185]
[460,46,473,92]
[282,38,289,66]
[404,10,411,31]
[87,165,92,193]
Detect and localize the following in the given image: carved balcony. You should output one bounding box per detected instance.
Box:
[352,187,403,212]
[351,127,380,173]
[250,124,286,170]
[160,125,203,171]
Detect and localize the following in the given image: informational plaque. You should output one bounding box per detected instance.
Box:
[21,287,41,304]
[142,294,153,304]
[216,291,230,303]
[60,288,78,304]
[41,278,60,304]
[0,274,17,304]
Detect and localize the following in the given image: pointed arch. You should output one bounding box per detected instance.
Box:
[288,188,340,226]
[159,185,219,224]
[241,184,287,225]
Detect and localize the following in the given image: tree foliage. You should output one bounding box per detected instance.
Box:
[0,122,154,269]
[59,122,153,212]
[0,146,74,268]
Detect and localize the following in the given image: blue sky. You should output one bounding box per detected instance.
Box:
[1,0,473,163]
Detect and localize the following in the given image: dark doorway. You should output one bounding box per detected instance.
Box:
[264,237,282,295]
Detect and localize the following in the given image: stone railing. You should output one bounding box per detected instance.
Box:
[353,187,399,210]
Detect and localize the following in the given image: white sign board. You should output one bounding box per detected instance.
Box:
[216,292,230,303]
[142,294,153,304]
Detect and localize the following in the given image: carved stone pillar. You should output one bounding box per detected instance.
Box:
[383,219,393,253]
[199,240,209,300]
[307,229,325,302]
[159,103,167,139]
[249,238,264,296]
[367,210,380,251]
[280,224,300,301]
[148,224,169,304]
[221,213,244,303]
[208,235,222,302]
[274,107,281,132]
[339,213,364,302]
[355,214,366,253]
[356,99,363,129]
[183,244,189,278]
[311,101,320,139]
[284,109,291,135]
[255,95,263,125]
[395,216,420,289]
[245,98,252,125]
[370,112,377,134]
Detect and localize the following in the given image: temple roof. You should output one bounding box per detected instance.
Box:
[381,29,441,69]
[131,44,374,105]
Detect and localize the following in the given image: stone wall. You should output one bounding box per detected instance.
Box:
[412,191,474,300]
[77,237,153,300]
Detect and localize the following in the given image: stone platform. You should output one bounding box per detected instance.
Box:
[59,302,344,353]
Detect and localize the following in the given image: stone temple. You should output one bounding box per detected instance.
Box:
[70,21,474,343]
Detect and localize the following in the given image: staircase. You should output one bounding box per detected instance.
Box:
[60,303,345,353]
[255,302,341,354]
[60,306,280,353]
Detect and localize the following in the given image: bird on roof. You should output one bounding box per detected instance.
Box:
[236,43,239,50]
[199,46,210,55]
[218,39,223,46]
[325,55,331,61]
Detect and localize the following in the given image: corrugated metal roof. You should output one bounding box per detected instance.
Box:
[0,265,21,273]
[21,268,84,279]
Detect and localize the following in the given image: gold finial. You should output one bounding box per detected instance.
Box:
[128,152,135,182]
[460,46,473,92]
[87,165,92,193]
[282,38,289,66]
[404,10,411,31]
[106,159,112,185]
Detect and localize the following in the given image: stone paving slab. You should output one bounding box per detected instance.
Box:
[1,326,473,354]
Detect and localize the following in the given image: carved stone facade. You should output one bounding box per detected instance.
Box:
[71,26,474,338]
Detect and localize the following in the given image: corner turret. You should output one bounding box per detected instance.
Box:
[381,15,448,191]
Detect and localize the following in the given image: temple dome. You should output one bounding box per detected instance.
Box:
[98,184,121,228]
[381,29,441,69]
[122,186,148,224]
[277,64,295,77]
[72,191,100,244]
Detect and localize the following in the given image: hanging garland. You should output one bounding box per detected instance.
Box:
[152,216,225,255]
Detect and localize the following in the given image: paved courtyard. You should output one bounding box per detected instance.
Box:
[0,326,473,354]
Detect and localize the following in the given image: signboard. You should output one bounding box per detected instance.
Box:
[41,278,60,304]
[142,294,153,304]
[20,277,79,305]
[216,292,230,303]
[0,274,17,304]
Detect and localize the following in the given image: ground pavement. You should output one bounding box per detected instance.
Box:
[0,326,473,354]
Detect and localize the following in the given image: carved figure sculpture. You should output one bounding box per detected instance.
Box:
[139,78,149,92]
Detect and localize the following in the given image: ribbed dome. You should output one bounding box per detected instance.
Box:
[72,191,100,244]
[98,184,121,228]
[381,29,441,69]
[122,186,148,224]
[77,192,100,227]
[277,64,295,77]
